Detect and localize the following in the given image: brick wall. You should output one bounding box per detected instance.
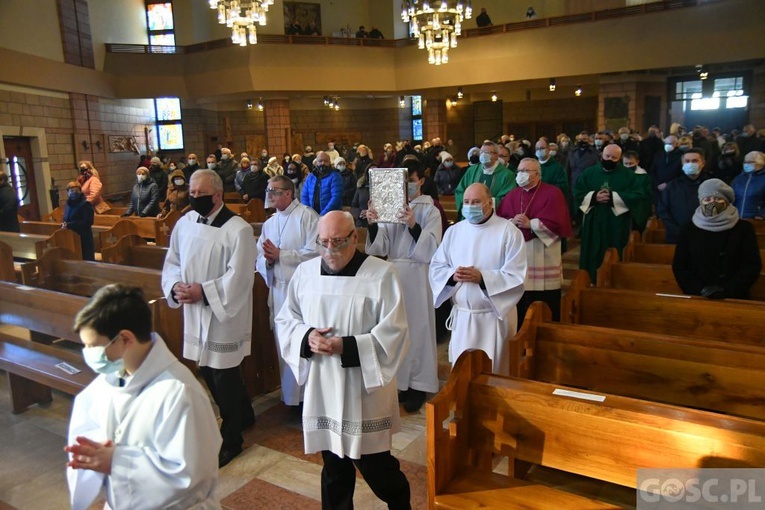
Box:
[503,96,597,126]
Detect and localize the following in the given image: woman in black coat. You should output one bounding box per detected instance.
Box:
[123,167,160,217]
[62,181,95,260]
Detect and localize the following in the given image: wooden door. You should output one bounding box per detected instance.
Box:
[3,137,40,221]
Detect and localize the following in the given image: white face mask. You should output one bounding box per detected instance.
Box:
[516,172,531,187]
[221,154,229,160]
[479,152,493,165]
[443,160,453,168]
[207,162,215,169]
[664,144,675,153]
[173,178,185,186]
[549,150,557,157]
[188,158,196,165]
[137,174,147,183]
[535,150,547,160]
[682,162,700,176]
[337,165,346,171]
[620,133,629,141]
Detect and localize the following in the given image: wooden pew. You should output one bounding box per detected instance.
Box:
[512,302,765,421]
[98,219,139,250]
[227,199,267,223]
[101,236,280,396]
[20,221,111,252]
[0,281,95,412]
[224,192,245,204]
[92,214,179,246]
[0,241,14,282]
[0,229,82,260]
[561,270,765,346]
[623,231,765,264]
[20,248,185,370]
[643,217,765,246]
[428,350,765,509]
[597,247,765,300]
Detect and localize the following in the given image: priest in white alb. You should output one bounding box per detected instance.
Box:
[161,169,257,468]
[256,175,319,408]
[365,160,441,413]
[430,182,527,375]
[275,211,411,509]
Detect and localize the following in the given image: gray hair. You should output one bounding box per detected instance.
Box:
[481,141,499,154]
[269,174,295,194]
[191,169,223,192]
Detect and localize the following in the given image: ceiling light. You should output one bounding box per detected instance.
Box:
[209,1,274,47]
[401,0,473,66]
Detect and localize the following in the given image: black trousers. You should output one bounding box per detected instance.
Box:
[321,450,411,510]
[199,365,254,451]
[517,289,562,328]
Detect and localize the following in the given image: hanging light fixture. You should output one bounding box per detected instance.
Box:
[549,78,556,92]
[209,0,274,47]
[401,0,473,65]
[246,99,253,109]
[325,96,340,110]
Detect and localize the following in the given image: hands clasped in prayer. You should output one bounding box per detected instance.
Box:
[261,238,281,265]
[453,266,482,284]
[511,213,530,229]
[596,189,611,204]
[65,436,114,475]
[172,282,203,304]
[308,327,343,356]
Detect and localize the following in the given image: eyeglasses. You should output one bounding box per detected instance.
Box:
[265,187,288,196]
[316,230,355,249]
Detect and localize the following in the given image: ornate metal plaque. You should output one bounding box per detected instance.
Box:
[368,167,407,224]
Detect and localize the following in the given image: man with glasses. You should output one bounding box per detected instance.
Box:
[454,141,516,220]
[497,159,571,326]
[256,175,319,411]
[276,210,411,509]
[430,183,527,376]
[162,169,257,467]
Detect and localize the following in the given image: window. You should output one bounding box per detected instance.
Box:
[146,1,176,49]
[411,95,423,142]
[672,75,749,112]
[155,97,184,150]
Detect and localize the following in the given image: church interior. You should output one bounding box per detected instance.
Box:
[1,0,764,508]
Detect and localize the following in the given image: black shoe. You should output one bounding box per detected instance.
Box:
[403,389,427,413]
[398,389,410,403]
[219,446,243,468]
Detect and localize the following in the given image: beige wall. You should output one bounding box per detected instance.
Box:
[0,0,63,62]
[89,0,147,71]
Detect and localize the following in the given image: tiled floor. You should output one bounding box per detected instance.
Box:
[0,242,594,509]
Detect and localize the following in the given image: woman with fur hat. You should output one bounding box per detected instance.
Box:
[265,156,283,177]
[673,178,762,299]
[159,169,190,217]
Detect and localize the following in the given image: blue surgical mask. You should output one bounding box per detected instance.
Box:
[479,152,493,165]
[682,162,700,176]
[462,204,486,224]
[743,163,756,173]
[407,181,419,198]
[82,334,124,375]
[535,150,547,160]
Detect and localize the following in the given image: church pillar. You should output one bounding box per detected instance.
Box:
[424,98,447,143]
[264,99,291,157]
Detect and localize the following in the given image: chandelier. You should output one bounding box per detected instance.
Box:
[208,0,274,47]
[401,0,472,65]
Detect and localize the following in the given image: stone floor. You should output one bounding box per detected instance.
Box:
[0,242,610,509]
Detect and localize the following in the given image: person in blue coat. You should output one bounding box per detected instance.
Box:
[732,151,765,219]
[62,181,95,260]
[301,151,344,215]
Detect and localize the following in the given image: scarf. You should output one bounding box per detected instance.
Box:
[691,204,739,232]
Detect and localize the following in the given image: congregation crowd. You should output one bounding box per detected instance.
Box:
[3,122,764,509]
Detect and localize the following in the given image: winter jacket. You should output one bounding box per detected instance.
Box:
[148,165,169,202]
[63,195,94,260]
[125,179,160,217]
[162,170,190,215]
[732,169,765,219]
[657,173,710,243]
[302,169,344,215]
[0,181,20,232]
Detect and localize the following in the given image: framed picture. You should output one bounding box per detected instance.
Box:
[283,2,321,36]
[108,135,140,153]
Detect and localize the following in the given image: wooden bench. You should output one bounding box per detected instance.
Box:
[92,214,179,246]
[643,217,765,246]
[623,231,765,264]
[20,221,111,252]
[0,281,95,413]
[561,270,765,346]
[428,349,765,509]
[19,248,186,370]
[512,302,765,421]
[0,241,14,282]
[101,236,280,396]
[0,229,82,260]
[597,247,765,300]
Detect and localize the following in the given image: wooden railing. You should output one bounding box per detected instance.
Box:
[106,0,721,55]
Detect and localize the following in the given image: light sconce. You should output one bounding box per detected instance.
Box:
[549,78,556,92]
[323,96,330,107]
[696,65,709,80]
[575,86,582,97]
[325,96,340,110]
[457,87,464,99]
[399,96,406,108]
[452,96,458,106]
[257,98,264,111]
[94,140,102,150]
[246,99,253,109]
[491,92,498,102]
[81,140,89,150]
